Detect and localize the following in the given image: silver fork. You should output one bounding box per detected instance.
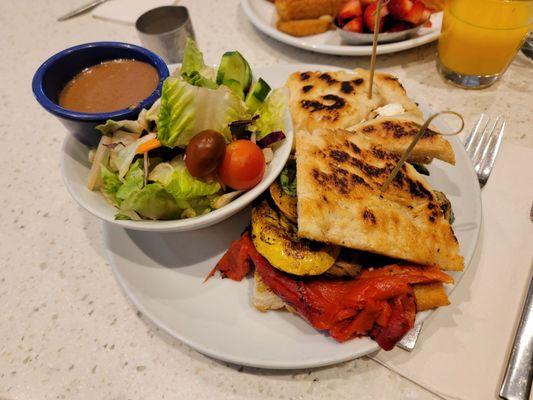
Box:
[397,113,506,351]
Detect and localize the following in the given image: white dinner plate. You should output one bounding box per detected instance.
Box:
[240,0,442,56]
[103,64,482,369]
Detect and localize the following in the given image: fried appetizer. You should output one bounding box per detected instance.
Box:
[277,16,333,37]
[276,0,346,21]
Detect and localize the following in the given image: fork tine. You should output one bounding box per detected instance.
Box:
[467,116,491,160]
[464,113,486,152]
[466,114,490,158]
[478,117,503,164]
[477,118,505,186]
[471,116,500,168]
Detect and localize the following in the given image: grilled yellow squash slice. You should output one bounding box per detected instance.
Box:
[251,200,339,276]
[269,181,298,223]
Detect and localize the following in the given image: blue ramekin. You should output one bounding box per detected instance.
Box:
[32,42,169,146]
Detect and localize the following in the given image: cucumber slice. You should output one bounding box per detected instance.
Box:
[245,78,272,113]
[243,60,252,93]
[222,79,244,97]
[216,51,252,98]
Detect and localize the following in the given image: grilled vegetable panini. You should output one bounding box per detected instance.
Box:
[296,128,464,271]
[208,68,463,352]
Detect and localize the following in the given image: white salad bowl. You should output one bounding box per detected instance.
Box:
[61,66,294,232]
[61,115,292,233]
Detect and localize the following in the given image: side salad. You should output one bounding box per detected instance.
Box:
[87,40,288,221]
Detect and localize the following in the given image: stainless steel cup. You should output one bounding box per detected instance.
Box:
[136,6,195,64]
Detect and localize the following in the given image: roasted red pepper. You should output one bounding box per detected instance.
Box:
[205,234,255,282]
[209,233,452,350]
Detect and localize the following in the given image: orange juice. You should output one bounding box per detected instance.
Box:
[438,0,533,76]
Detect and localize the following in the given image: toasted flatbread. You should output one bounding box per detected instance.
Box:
[296,128,464,271]
[353,114,455,165]
[286,68,422,133]
[253,271,286,312]
[286,69,455,165]
[413,283,450,311]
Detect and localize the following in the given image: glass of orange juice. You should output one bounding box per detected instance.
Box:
[437,0,533,89]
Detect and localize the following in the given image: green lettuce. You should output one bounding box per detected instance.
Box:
[96,119,146,136]
[120,184,181,220]
[100,165,122,206]
[149,159,221,201]
[115,210,142,221]
[157,79,248,147]
[116,160,144,201]
[279,162,296,197]
[113,133,157,179]
[179,38,217,89]
[253,87,288,139]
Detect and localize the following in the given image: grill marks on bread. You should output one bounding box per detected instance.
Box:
[352,116,456,165]
[287,68,424,134]
[308,135,438,203]
[296,128,464,271]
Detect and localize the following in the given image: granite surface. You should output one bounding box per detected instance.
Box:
[1,0,531,399]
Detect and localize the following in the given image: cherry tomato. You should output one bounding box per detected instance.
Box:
[185,130,226,178]
[218,140,265,190]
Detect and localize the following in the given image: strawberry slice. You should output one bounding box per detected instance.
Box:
[388,20,412,32]
[343,15,364,33]
[363,2,389,32]
[338,0,363,20]
[388,0,413,19]
[402,0,430,25]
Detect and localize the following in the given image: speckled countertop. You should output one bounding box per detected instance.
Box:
[1,1,532,399]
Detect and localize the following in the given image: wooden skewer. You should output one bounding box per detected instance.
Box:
[380,111,465,192]
[367,0,386,99]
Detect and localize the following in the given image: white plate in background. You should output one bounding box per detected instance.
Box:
[241,0,442,56]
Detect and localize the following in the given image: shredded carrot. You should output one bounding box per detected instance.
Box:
[136,138,161,154]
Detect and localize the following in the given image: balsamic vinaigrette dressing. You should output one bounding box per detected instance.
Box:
[58,59,159,113]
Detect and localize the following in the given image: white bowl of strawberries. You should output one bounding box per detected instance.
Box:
[335,0,433,45]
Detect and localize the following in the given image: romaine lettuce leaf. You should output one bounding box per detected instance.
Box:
[252,87,288,139]
[116,160,144,201]
[96,119,145,136]
[180,38,217,89]
[100,165,122,206]
[179,197,212,218]
[115,210,142,221]
[120,183,181,220]
[157,79,248,147]
[157,78,198,147]
[144,98,161,124]
[113,133,156,179]
[149,159,221,201]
